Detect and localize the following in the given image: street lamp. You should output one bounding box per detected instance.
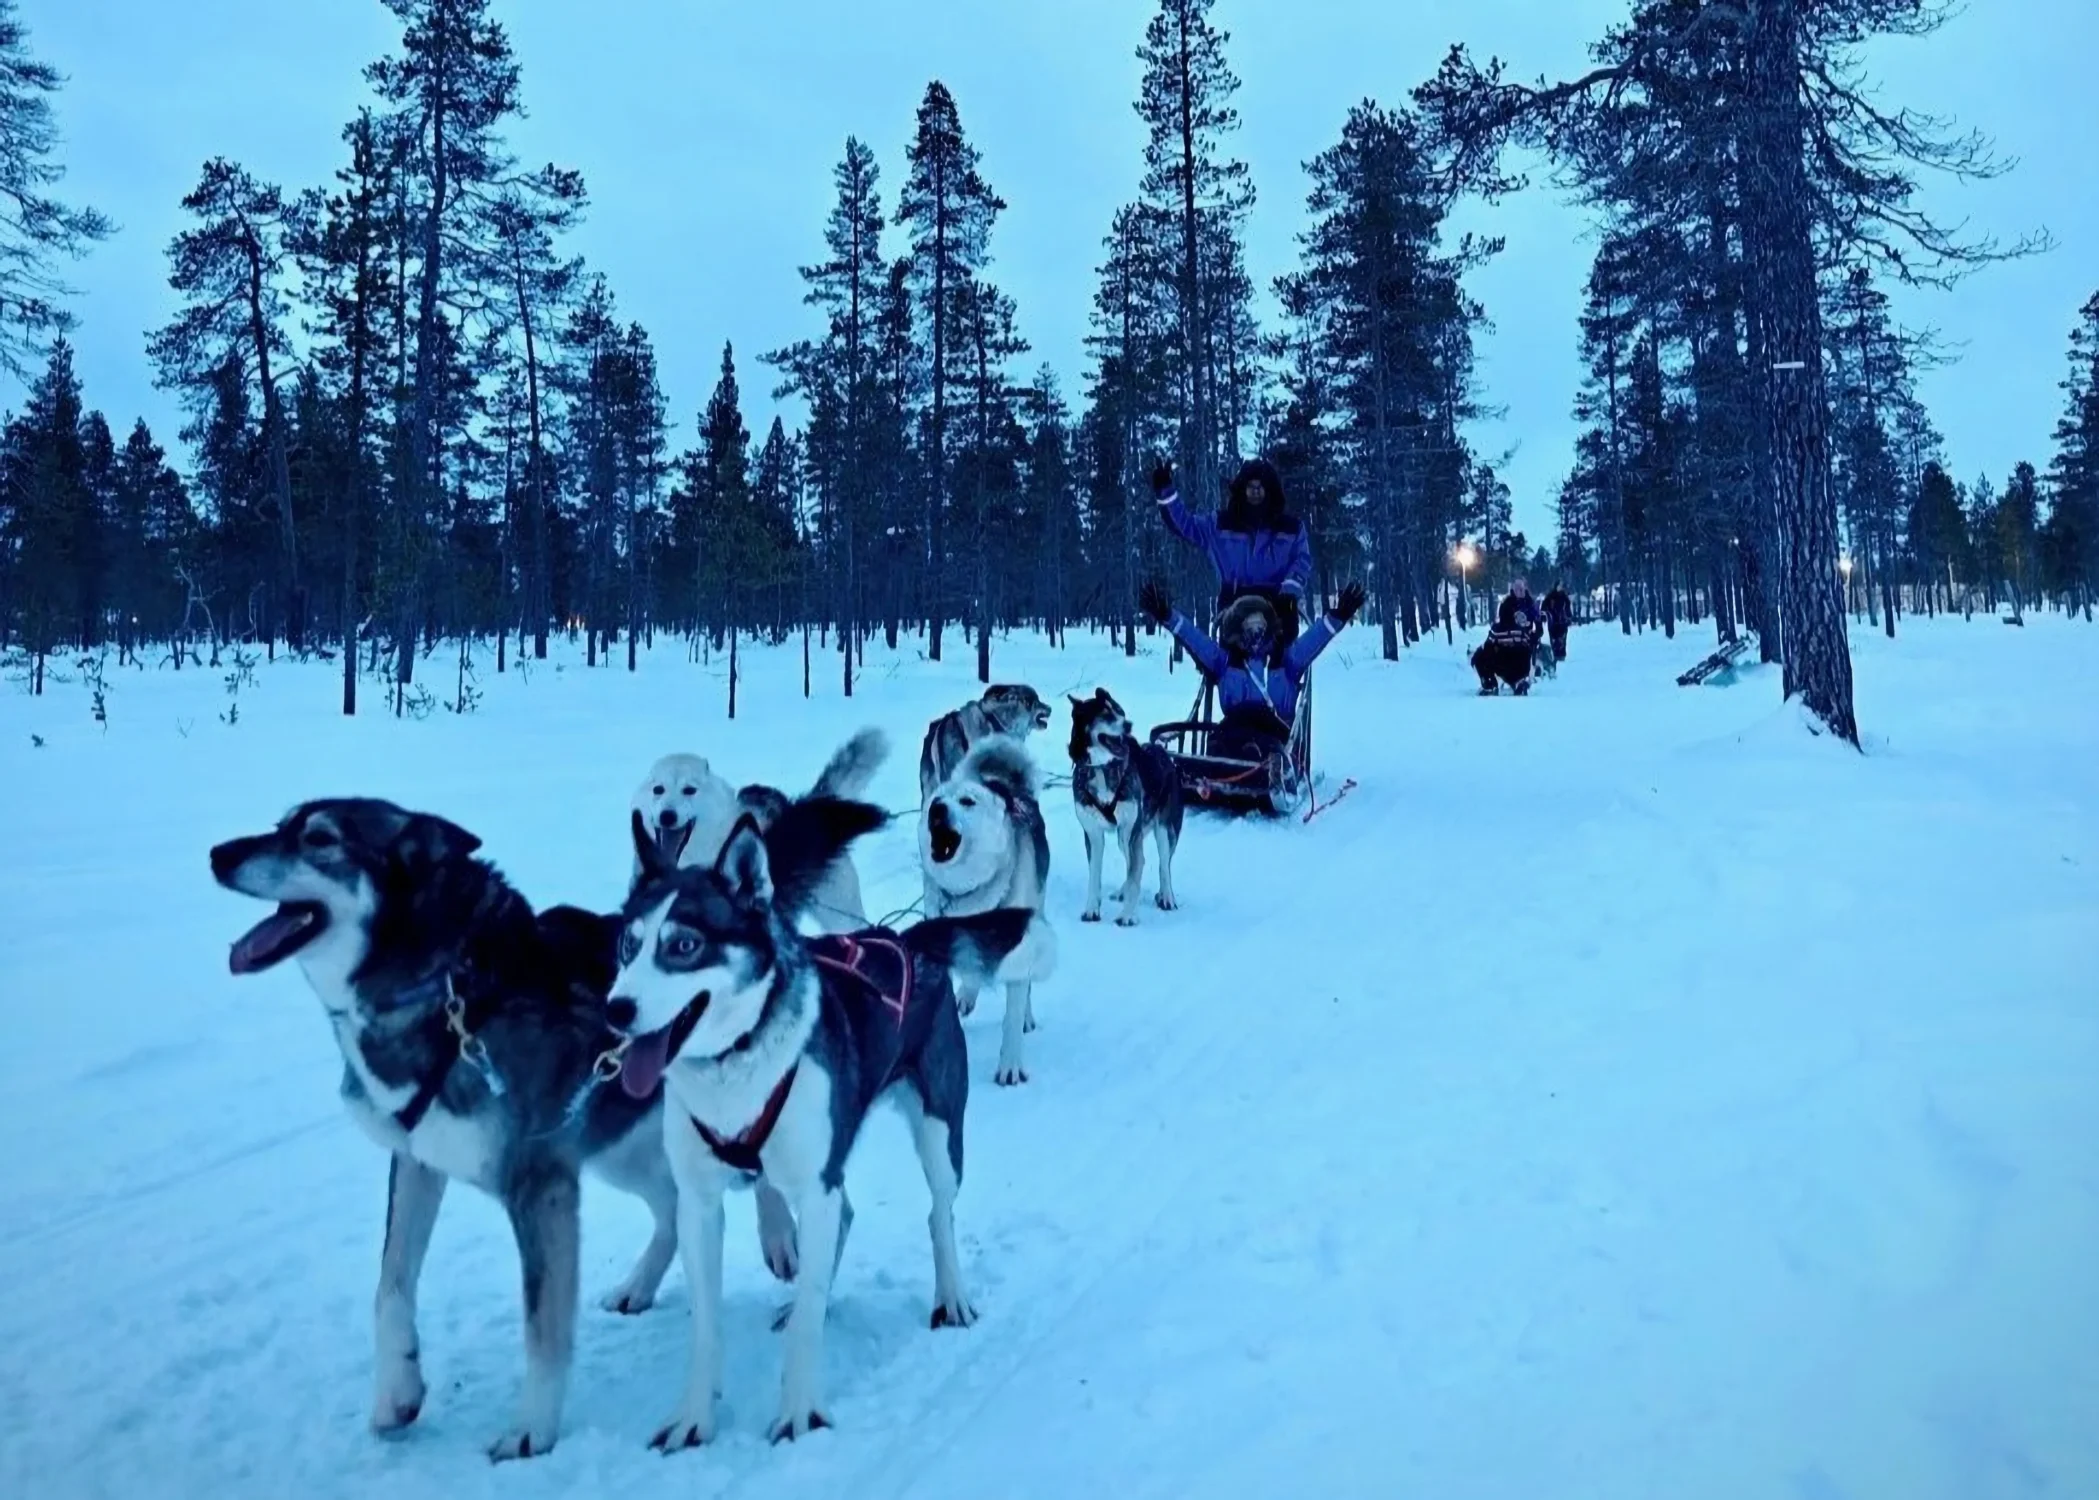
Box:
[1454,542,1478,631]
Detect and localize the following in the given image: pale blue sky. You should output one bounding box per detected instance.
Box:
[16,0,2096,541]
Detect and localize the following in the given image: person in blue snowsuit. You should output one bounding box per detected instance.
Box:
[1151,457,1315,641]
[1140,577,1364,762]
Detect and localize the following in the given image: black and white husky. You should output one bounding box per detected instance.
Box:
[209,799,676,1461]
[633,728,888,935]
[1067,688,1183,925]
[919,737,1058,1085]
[608,799,1032,1448]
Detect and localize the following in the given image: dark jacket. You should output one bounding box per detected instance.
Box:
[1157,458,1315,606]
[1541,588,1573,630]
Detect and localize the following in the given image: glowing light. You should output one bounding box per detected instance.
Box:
[1839,556,1854,577]
[1454,543,1478,570]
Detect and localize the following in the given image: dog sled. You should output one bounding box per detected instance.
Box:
[1147,673,1315,818]
[1676,634,1752,687]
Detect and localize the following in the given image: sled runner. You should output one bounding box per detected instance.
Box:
[1148,672,1314,818]
[1676,635,1751,687]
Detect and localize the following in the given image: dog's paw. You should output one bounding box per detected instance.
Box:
[370,1357,425,1434]
[600,1284,655,1315]
[1080,909,1101,924]
[994,1061,1029,1087]
[1155,893,1178,912]
[769,1409,832,1445]
[931,1296,979,1330]
[1115,914,1139,928]
[649,1405,716,1454]
[759,1225,799,1283]
[487,1425,556,1463]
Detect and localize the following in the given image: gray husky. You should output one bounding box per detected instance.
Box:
[918,684,1052,801]
[1067,688,1183,925]
[210,799,677,1461]
[920,737,1058,1086]
[607,798,1032,1448]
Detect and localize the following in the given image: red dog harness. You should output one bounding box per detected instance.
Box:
[690,930,913,1172]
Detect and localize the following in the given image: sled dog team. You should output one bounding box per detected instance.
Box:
[207,681,1215,1461]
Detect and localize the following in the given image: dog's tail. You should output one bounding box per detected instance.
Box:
[809,728,889,802]
[904,907,1039,994]
[764,796,889,921]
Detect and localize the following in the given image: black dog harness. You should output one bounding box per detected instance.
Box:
[689,931,913,1172]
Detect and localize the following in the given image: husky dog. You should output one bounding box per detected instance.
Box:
[209,799,679,1462]
[1531,633,1558,681]
[1067,688,1183,925]
[918,685,1052,801]
[919,737,1057,1086]
[608,800,1032,1448]
[634,728,888,935]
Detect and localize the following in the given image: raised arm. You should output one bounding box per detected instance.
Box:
[1283,581,1364,677]
[1166,612,1229,679]
[1151,462,1216,554]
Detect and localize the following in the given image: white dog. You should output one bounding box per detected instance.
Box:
[919,737,1057,1085]
[631,730,885,936]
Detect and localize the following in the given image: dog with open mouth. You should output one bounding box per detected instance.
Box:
[633,728,888,937]
[209,798,687,1461]
[607,793,1034,1449]
[919,736,1057,1086]
[1068,687,1184,925]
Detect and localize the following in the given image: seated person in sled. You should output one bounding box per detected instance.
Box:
[1140,578,1363,761]
[1473,584,1544,696]
[1152,456,1314,643]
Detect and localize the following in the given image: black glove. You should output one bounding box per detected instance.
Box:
[1139,579,1173,625]
[1331,581,1366,625]
[1150,460,1174,499]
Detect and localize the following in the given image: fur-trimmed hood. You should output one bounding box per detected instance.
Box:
[1218,594,1283,658]
[1221,458,1298,534]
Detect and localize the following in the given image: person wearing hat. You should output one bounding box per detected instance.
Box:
[1139,578,1364,763]
[1151,456,1316,641]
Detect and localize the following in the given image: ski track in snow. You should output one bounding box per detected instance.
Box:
[1,617,2095,1499]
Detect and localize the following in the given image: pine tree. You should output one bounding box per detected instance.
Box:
[1135,0,1254,515]
[0,1,110,379]
[367,0,524,699]
[899,82,1004,662]
[2045,291,2099,615]
[0,337,87,686]
[149,159,306,647]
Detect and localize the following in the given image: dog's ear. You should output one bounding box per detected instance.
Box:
[715,815,772,904]
[631,808,671,882]
[402,812,481,864]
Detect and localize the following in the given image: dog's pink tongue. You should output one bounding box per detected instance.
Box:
[228,908,312,975]
[619,1029,671,1099]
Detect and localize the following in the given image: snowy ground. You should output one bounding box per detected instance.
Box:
[1,612,2094,1500]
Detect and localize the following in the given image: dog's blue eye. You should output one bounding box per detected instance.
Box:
[665,934,699,960]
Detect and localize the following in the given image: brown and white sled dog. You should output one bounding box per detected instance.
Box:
[919,736,1058,1085]
[1067,688,1183,925]
[633,728,887,936]
[606,797,1033,1447]
[209,799,677,1461]
[917,684,1052,802]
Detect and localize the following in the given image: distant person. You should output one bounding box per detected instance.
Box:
[1472,589,1542,696]
[1151,457,1314,641]
[1541,582,1573,662]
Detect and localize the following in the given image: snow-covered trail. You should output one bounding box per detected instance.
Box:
[0,617,2093,1499]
